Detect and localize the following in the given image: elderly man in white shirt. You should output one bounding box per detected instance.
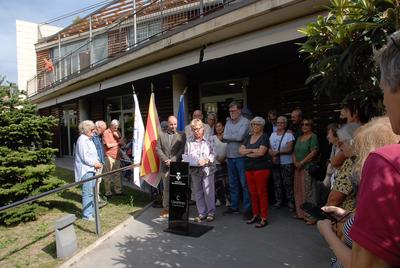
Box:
[75,120,103,221]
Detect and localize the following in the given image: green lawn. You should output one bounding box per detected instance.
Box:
[0,167,150,268]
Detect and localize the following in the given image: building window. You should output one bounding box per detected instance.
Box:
[105,95,134,139]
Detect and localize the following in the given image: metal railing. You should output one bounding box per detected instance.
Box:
[0,164,138,237]
[26,0,238,97]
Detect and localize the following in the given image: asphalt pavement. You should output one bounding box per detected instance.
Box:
[56,157,332,268]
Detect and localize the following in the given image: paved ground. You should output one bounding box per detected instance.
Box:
[56,157,332,268]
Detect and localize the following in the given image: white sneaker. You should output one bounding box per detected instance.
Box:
[216,199,221,207]
[83,216,95,222]
[225,199,231,207]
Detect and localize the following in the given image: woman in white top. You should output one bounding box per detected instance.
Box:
[212,121,230,207]
[74,120,103,221]
[269,116,295,210]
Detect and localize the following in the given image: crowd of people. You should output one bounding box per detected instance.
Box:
[73,35,400,267]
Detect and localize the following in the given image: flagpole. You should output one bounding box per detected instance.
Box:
[181,86,187,96]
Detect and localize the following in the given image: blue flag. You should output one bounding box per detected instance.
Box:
[177,95,185,131]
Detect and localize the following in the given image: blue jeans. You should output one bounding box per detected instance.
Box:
[82,172,96,219]
[227,157,251,212]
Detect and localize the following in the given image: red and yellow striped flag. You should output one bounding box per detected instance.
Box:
[140,92,161,187]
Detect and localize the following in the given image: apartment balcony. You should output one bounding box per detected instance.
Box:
[27,0,329,103]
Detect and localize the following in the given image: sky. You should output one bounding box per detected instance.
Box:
[0,0,109,85]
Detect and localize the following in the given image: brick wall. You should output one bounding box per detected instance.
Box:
[108,28,128,57]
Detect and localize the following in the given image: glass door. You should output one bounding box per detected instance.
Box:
[61,109,78,156]
[199,78,247,123]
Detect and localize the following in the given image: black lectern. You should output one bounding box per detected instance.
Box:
[164,161,213,237]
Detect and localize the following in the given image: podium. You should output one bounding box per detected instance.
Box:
[164,162,213,237]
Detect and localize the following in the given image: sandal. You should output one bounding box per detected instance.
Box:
[255,219,268,228]
[246,216,259,224]
[305,219,316,225]
[206,214,215,222]
[292,215,304,220]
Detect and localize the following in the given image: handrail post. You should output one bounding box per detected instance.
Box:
[93,179,101,237]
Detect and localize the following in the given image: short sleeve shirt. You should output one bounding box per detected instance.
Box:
[294,133,319,168]
[269,132,295,165]
[332,158,357,212]
[349,144,400,266]
[243,133,271,170]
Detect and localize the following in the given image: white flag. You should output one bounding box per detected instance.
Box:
[133,93,145,187]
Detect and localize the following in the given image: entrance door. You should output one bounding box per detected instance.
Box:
[61,109,78,156]
[200,78,247,123]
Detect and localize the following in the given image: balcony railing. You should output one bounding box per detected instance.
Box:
[27,0,239,97]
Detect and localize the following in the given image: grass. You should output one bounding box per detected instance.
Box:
[0,167,150,268]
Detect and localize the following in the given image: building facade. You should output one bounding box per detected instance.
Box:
[21,0,338,156]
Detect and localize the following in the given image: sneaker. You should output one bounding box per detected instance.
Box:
[82,216,95,222]
[273,202,282,208]
[223,207,240,215]
[225,199,231,207]
[98,200,108,209]
[206,214,215,222]
[215,199,221,207]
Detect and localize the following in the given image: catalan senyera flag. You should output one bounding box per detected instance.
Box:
[140,92,161,187]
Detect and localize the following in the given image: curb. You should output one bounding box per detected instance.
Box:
[58,201,154,268]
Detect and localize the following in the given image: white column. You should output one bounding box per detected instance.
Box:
[172,73,188,124]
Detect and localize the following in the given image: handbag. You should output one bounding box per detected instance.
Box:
[308,162,322,180]
[272,131,286,167]
[305,135,324,181]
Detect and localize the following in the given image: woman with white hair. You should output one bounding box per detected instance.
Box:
[239,116,272,228]
[269,116,295,210]
[325,123,360,213]
[75,120,103,221]
[184,118,216,222]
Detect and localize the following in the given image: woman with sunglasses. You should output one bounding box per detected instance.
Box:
[292,118,319,224]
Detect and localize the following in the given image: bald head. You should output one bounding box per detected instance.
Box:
[167,116,178,133]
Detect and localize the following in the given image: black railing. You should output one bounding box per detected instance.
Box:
[0,163,139,236]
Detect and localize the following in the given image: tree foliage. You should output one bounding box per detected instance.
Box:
[0,76,63,225]
[299,0,400,113]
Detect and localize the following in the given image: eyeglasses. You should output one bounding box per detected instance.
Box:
[251,123,262,126]
[192,127,202,132]
[339,139,354,147]
[302,123,311,126]
[277,121,285,124]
